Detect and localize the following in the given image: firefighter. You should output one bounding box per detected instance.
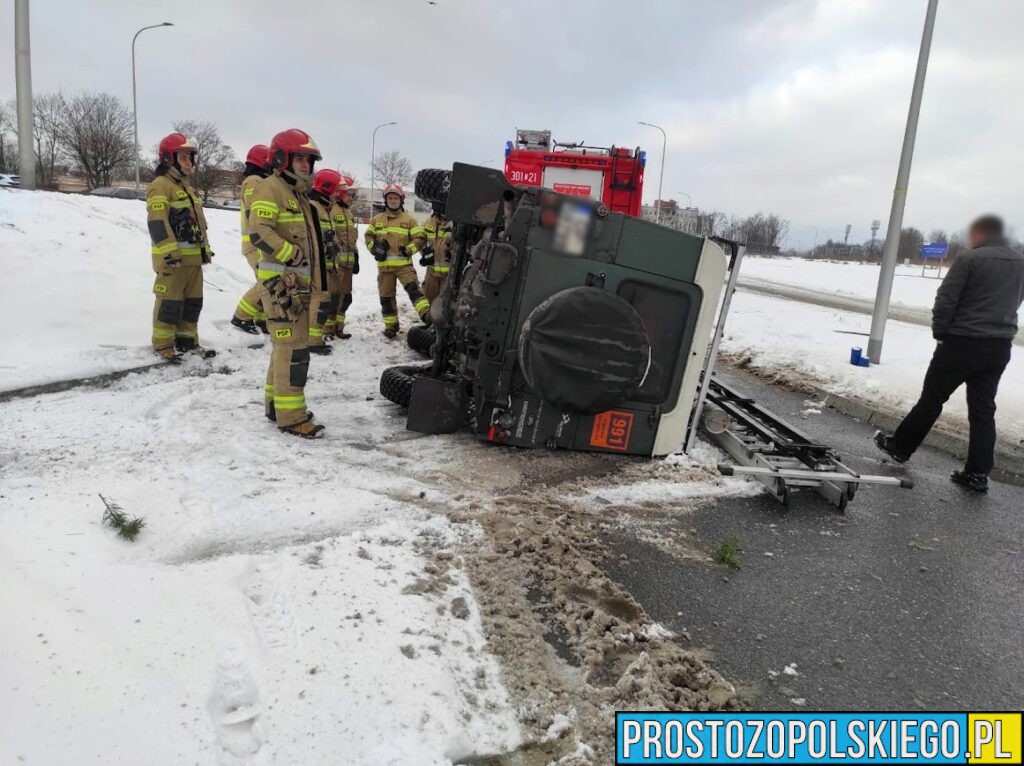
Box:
[307,169,341,355]
[421,202,453,302]
[331,176,360,339]
[364,184,429,338]
[146,132,216,361]
[249,128,327,439]
[230,144,272,334]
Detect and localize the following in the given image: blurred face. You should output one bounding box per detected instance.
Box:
[292,153,313,180]
[176,152,194,175]
[385,193,401,211]
[968,227,985,248]
[339,189,354,206]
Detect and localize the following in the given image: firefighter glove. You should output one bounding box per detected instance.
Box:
[163,253,183,268]
[372,238,389,261]
[352,252,360,275]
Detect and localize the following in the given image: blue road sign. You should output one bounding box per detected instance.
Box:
[920,242,948,260]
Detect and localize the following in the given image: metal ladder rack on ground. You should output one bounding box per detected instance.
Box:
[684,238,913,510]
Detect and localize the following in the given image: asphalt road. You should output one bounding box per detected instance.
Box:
[602,369,1024,711]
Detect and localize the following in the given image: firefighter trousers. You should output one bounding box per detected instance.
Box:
[332,267,353,333]
[152,264,204,350]
[233,252,266,323]
[423,269,448,302]
[377,264,429,330]
[308,288,334,347]
[260,290,311,428]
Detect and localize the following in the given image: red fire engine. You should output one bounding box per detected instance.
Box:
[503,129,646,217]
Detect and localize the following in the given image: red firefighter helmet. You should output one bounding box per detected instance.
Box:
[158,132,197,165]
[382,183,405,200]
[312,169,342,197]
[245,144,271,170]
[269,128,322,171]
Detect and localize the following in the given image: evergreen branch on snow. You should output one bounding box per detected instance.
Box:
[99,494,146,542]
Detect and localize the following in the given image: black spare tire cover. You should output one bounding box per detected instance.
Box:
[518,287,651,414]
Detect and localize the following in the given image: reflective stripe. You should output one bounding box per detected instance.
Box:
[309,328,324,338]
[414,298,430,314]
[176,329,198,339]
[410,226,425,237]
[274,394,307,410]
[275,240,296,263]
[370,225,416,235]
[406,243,420,255]
[151,242,177,255]
[382,314,399,326]
[237,298,260,318]
[377,258,413,268]
[152,327,176,339]
[338,253,356,265]
[148,194,169,203]
[277,212,305,224]
[241,234,251,243]
[431,265,450,275]
[257,260,311,283]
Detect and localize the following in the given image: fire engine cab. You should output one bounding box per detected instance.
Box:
[503,129,646,217]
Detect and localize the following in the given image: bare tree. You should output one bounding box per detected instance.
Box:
[171,119,237,201]
[897,226,924,259]
[56,92,135,190]
[338,168,360,187]
[0,99,18,174]
[372,150,414,187]
[926,228,948,245]
[33,93,64,188]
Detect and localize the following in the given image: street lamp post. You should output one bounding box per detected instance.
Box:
[370,121,397,214]
[132,21,173,191]
[676,191,692,209]
[867,0,938,363]
[638,121,666,223]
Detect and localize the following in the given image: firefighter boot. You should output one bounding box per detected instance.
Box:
[280,418,325,439]
[231,316,260,335]
[176,337,217,359]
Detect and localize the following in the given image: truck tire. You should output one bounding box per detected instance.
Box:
[414,168,450,206]
[406,325,436,358]
[379,363,432,408]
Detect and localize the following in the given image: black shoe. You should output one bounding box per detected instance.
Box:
[175,338,217,359]
[337,331,352,340]
[950,470,988,493]
[155,346,182,364]
[874,431,909,463]
[267,404,314,423]
[308,344,333,355]
[230,316,260,335]
[420,312,432,327]
[383,328,398,339]
[255,319,268,334]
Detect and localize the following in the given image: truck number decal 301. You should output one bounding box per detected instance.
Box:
[590,411,634,451]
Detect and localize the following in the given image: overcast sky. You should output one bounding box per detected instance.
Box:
[3,0,1021,248]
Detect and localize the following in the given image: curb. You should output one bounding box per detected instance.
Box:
[0,362,169,403]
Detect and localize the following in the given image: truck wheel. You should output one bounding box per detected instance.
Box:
[406,325,436,358]
[379,363,432,408]
[414,168,450,206]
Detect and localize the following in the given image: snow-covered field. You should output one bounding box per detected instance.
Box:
[727,257,1024,443]
[0,189,751,764]
[740,256,946,309]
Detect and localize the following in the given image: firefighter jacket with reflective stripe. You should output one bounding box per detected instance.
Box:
[308,195,335,272]
[365,209,425,271]
[146,170,209,268]
[249,172,325,289]
[332,203,359,268]
[424,214,453,275]
[240,174,263,258]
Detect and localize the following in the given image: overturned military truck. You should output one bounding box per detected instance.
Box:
[379,163,726,456]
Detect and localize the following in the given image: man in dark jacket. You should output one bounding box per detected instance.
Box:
[875,215,1024,492]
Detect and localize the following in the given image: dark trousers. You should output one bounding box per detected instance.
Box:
[892,336,1012,474]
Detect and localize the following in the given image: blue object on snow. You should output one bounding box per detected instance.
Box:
[850,347,863,365]
[857,355,871,367]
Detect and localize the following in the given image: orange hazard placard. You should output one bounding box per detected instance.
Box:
[552,182,592,197]
[590,410,634,451]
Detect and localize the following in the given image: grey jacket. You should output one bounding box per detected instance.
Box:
[932,238,1024,340]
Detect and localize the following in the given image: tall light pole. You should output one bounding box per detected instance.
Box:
[867,0,938,363]
[676,191,692,209]
[132,21,173,191]
[370,121,397,212]
[15,0,36,190]
[638,121,666,223]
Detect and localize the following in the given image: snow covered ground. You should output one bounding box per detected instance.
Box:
[726,257,1024,444]
[740,256,946,309]
[0,188,751,764]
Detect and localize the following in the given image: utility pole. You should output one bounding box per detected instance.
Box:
[14,0,36,190]
[370,121,397,217]
[867,0,938,363]
[638,121,666,224]
[132,22,174,191]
